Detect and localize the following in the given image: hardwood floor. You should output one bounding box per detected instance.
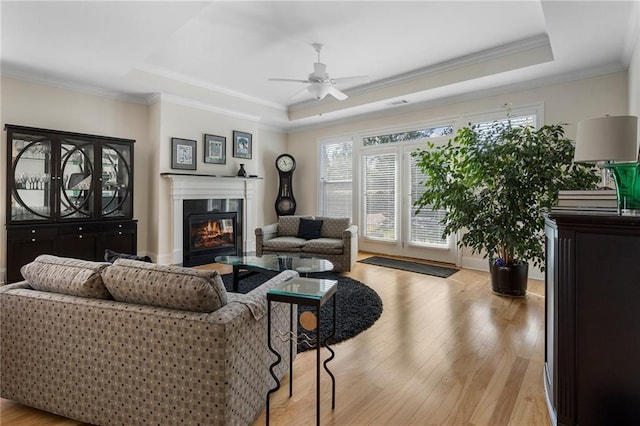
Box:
[0,253,550,425]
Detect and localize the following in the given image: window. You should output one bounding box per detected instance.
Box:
[362,125,453,146]
[319,140,352,220]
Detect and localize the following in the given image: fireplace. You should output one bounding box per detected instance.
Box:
[182,199,243,267]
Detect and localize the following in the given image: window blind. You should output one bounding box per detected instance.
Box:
[363,152,397,241]
[410,153,448,247]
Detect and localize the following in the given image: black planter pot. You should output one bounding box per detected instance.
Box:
[489,259,528,298]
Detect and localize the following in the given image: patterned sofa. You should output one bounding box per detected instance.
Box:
[255,215,358,272]
[0,255,296,425]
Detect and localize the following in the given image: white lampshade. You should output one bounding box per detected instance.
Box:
[574,115,639,162]
[307,83,330,100]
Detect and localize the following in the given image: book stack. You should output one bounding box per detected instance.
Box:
[556,189,617,210]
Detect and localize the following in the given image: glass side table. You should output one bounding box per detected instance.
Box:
[266,277,337,426]
[215,254,334,292]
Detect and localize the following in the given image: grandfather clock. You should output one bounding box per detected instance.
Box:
[275,153,296,216]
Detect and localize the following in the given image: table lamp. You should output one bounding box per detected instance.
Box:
[574,115,639,215]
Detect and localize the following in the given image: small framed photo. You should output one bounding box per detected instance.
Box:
[232,131,252,159]
[171,137,197,170]
[204,134,226,164]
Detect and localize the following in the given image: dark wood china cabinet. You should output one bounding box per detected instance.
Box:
[544,210,640,425]
[5,124,137,283]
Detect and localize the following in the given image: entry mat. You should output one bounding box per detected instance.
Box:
[358,256,458,278]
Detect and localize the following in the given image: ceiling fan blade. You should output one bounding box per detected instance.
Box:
[331,75,370,85]
[290,86,311,100]
[326,86,348,101]
[268,78,309,83]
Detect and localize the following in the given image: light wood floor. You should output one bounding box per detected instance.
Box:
[0,253,550,425]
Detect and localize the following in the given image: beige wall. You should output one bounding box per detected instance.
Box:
[0,63,634,280]
[148,97,285,263]
[287,71,629,274]
[0,78,287,280]
[0,77,150,281]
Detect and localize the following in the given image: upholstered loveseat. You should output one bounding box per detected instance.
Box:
[255,215,358,272]
[0,255,296,425]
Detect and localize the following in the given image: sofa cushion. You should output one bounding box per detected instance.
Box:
[301,238,345,255]
[297,218,324,240]
[316,217,350,239]
[20,254,112,299]
[278,215,312,237]
[262,236,306,252]
[102,259,227,312]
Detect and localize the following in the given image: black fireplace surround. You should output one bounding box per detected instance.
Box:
[182,199,243,267]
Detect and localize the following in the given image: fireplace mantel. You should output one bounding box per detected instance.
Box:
[162,174,259,264]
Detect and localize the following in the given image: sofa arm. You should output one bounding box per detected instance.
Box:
[255,223,278,256]
[343,225,358,271]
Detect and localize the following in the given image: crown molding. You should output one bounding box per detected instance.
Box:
[0,66,149,105]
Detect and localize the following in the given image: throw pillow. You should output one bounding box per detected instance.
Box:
[297,218,323,240]
[20,254,112,299]
[102,259,228,313]
[104,248,152,263]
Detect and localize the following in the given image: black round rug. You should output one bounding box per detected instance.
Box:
[221,271,383,352]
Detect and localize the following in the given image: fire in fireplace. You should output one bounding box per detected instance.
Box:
[183,211,241,266]
[191,216,234,250]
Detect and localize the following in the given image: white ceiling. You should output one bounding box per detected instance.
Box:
[2,1,639,131]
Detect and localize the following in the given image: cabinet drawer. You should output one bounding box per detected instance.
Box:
[7,227,57,241]
[56,223,99,235]
[100,221,137,232]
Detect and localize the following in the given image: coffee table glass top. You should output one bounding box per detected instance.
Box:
[215,254,334,274]
[269,277,337,300]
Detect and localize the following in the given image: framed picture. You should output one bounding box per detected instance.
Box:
[171,138,197,170]
[203,134,226,164]
[232,131,252,159]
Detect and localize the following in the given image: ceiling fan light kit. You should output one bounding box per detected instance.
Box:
[269,42,369,101]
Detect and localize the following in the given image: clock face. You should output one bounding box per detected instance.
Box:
[276,154,295,172]
[277,198,293,211]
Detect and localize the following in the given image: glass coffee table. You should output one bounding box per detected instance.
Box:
[215,254,334,292]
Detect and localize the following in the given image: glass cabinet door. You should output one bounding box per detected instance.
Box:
[100,142,132,218]
[9,132,54,221]
[59,138,95,220]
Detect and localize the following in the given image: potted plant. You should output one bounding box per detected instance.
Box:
[412,116,598,297]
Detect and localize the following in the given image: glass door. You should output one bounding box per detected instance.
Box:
[59,138,95,220]
[9,132,54,222]
[402,144,457,263]
[358,142,457,264]
[101,142,133,218]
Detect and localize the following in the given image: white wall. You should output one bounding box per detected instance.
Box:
[0,77,150,281]
[629,13,640,118]
[287,71,629,275]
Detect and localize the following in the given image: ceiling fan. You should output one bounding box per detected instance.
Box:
[269,43,369,101]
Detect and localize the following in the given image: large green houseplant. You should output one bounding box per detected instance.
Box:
[412,117,598,296]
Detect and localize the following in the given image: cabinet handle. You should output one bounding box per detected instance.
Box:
[118,224,123,228]
[31,238,36,242]
[118,231,122,235]
[78,227,83,231]
[79,235,83,239]
[31,229,36,234]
